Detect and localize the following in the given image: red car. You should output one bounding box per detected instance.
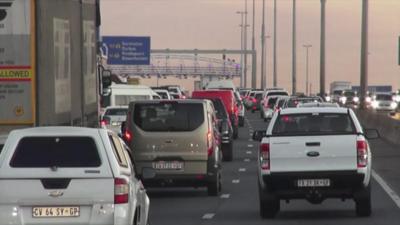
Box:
[192,90,239,139]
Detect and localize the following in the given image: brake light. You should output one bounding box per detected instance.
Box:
[260,143,270,170]
[114,178,129,204]
[123,129,133,143]
[252,98,257,103]
[207,131,213,156]
[357,140,368,168]
[100,119,108,126]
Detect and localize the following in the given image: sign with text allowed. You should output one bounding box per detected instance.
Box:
[102,36,150,65]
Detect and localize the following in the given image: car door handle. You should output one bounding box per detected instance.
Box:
[305,142,320,147]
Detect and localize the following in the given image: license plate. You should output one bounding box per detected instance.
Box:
[297,179,330,187]
[153,161,183,170]
[32,206,80,218]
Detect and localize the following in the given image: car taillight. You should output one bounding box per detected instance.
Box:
[207,131,213,156]
[114,178,129,204]
[252,98,257,103]
[100,119,108,126]
[123,129,133,143]
[260,143,270,170]
[357,140,368,168]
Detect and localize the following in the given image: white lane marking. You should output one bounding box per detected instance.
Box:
[239,168,247,172]
[202,213,215,219]
[372,170,400,209]
[244,158,251,162]
[248,138,253,142]
[247,144,254,148]
[232,179,240,184]
[246,151,252,154]
[220,194,231,199]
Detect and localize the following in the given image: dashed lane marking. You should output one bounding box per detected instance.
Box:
[372,170,400,209]
[232,179,240,184]
[247,144,254,148]
[246,151,252,154]
[202,213,215,219]
[220,194,231,199]
[244,158,251,162]
[239,168,247,172]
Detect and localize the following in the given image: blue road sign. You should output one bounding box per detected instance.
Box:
[102,36,150,65]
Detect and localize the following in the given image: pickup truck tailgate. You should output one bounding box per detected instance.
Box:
[270,135,357,172]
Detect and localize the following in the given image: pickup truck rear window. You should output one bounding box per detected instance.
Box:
[272,113,356,136]
[134,102,204,132]
[10,137,101,168]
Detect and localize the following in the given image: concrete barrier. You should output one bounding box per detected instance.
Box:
[355,110,400,145]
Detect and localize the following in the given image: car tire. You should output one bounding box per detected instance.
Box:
[233,126,239,139]
[208,171,221,196]
[354,185,372,217]
[239,117,245,127]
[259,185,280,219]
[222,143,233,162]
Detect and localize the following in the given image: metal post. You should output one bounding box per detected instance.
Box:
[303,44,312,95]
[273,0,277,87]
[244,0,248,88]
[320,0,326,96]
[360,0,369,109]
[237,11,245,88]
[292,0,297,95]
[261,0,266,89]
[251,0,257,89]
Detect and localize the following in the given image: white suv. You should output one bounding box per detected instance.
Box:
[0,127,150,225]
[254,107,379,218]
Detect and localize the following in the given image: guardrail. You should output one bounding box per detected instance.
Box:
[355,109,400,145]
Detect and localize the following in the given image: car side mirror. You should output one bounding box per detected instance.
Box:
[252,130,267,142]
[364,129,380,140]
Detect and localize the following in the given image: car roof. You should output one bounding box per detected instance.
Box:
[105,105,129,109]
[280,107,349,115]
[130,99,206,104]
[8,126,104,137]
[297,102,340,108]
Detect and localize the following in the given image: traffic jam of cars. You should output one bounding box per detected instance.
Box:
[0,80,384,224]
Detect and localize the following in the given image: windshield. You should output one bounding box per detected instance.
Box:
[272,113,356,136]
[105,108,128,116]
[376,94,393,101]
[344,91,356,97]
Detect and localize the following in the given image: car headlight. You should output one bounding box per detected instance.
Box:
[391,102,398,109]
[395,96,400,102]
[366,96,372,103]
[325,96,331,102]
[371,101,379,108]
[353,97,359,102]
[340,97,346,103]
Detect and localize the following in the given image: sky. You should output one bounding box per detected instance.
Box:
[101,0,400,93]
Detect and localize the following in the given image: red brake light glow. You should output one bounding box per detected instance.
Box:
[114,178,129,204]
[357,140,368,168]
[260,143,270,170]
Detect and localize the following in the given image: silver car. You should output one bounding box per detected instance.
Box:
[101,106,129,134]
[0,127,150,225]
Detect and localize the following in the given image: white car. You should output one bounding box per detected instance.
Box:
[153,89,172,99]
[0,127,150,225]
[254,107,379,218]
[0,134,7,153]
[101,106,129,134]
[371,93,397,111]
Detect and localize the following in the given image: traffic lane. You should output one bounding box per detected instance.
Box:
[147,118,255,225]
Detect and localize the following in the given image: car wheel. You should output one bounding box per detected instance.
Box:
[233,127,239,139]
[208,171,221,196]
[355,185,372,217]
[259,185,280,218]
[222,143,233,162]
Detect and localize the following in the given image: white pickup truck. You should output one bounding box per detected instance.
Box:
[253,107,379,218]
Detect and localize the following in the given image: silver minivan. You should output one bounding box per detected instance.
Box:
[123,99,222,196]
[0,127,149,225]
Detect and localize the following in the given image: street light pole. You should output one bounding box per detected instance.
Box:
[292,0,297,95]
[261,0,266,89]
[251,0,257,89]
[320,0,327,96]
[244,0,248,88]
[360,0,369,109]
[273,0,277,87]
[303,44,312,95]
[237,11,245,88]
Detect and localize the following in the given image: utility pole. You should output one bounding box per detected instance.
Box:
[251,0,257,89]
[244,0,248,88]
[360,0,369,109]
[320,0,326,96]
[292,0,297,95]
[237,11,245,88]
[273,0,277,87]
[303,44,312,95]
[261,0,266,89]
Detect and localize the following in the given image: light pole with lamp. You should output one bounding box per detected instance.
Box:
[237,11,246,88]
[303,44,312,95]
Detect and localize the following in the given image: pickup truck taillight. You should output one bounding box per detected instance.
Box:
[114,178,129,204]
[260,143,270,170]
[357,140,368,168]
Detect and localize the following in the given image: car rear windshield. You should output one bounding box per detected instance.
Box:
[10,137,101,168]
[156,92,169,99]
[267,98,277,106]
[134,102,204,132]
[115,95,150,105]
[255,93,263,100]
[105,108,128,116]
[376,94,392,101]
[272,113,356,136]
[287,98,321,107]
[211,99,228,119]
[267,91,288,96]
[333,90,343,95]
[344,92,356,97]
